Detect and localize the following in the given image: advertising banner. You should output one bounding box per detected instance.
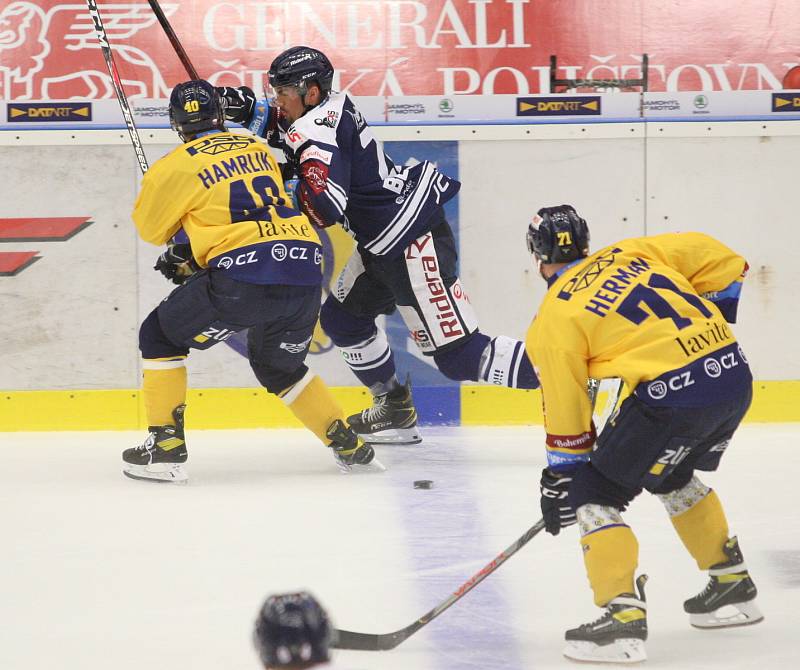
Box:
[6,90,800,130]
[2,1,798,101]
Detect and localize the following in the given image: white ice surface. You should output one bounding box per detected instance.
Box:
[1,424,798,669]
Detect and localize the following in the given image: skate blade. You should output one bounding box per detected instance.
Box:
[358,426,422,446]
[334,455,387,474]
[689,600,764,629]
[122,463,188,484]
[563,639,647,664]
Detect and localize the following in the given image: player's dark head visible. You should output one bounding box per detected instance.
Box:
[254,592,332,669]
[526,204,590,265]
[268,46,335,97]
[169,79,225,142]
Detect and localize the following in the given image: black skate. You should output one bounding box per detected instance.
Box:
[563,574,648,664]
[326,419,385,474]
[122,404,188,484]
[684,536,763,628]
[347,377,421,445]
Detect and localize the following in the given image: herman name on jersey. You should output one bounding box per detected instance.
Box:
[557,247,650,314]
[557,246,735,358]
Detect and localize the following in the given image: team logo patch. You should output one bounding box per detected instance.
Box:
[302,162,329,194]
[314,110,339,127]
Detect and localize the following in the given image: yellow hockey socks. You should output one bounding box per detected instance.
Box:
[142,358,187,426]
[280,371,344,444]
[577,504,639,606]
[669,490,729,570]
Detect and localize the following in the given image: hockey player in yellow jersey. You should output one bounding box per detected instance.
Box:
[524,205,762,663]
[122,80,379,483]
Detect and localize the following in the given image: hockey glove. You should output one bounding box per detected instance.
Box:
[540,468,577,535]
[216,85,256,125]
[154,243,199,285]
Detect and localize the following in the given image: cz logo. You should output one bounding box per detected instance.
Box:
[217,250,258,269]
[647,371,694,399]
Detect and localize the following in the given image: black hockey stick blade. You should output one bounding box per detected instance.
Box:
[331,518,546,651]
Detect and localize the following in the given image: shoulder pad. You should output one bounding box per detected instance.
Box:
[289,92,348,149]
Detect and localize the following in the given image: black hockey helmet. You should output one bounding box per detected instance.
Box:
[268,46,335,96]
[168,79,225,142]
[526,205,590,264]
[253,592,332,668]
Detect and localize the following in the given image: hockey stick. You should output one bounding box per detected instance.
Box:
[86,0,148,174]
[332,518,546,651]
[331,378,624,651]
[146,0,199,80]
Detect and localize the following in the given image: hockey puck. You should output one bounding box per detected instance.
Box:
[413,480,434,489]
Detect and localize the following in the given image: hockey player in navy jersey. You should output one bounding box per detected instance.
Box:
[124,80,378,483]
[525,205,762,663]
[217,46,539,445]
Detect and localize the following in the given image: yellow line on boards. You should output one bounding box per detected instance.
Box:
[0,382,796,431]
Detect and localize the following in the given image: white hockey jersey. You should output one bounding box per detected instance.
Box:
[248,91,460,258]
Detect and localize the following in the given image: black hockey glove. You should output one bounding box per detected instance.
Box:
[154,243,199,285]
[540,468,577,536]
[216,85,256,125]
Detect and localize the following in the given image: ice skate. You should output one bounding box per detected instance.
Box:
[684,536,763,629]
[347,377,421,445]
[122,405,188,484]
[326,419,385,473]
[563,574,648,664]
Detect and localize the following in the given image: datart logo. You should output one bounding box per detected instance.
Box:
[7,102,91,122]
[772,94,800,112]
[0,217,93,276]
[516,96,601,117]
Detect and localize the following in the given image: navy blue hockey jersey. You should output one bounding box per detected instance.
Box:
[247,92,460,258]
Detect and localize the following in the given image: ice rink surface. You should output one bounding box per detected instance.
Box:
[2,424,798,670]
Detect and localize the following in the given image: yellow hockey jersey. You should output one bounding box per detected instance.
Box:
[525,232,748,472]
[133,131,322,285]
